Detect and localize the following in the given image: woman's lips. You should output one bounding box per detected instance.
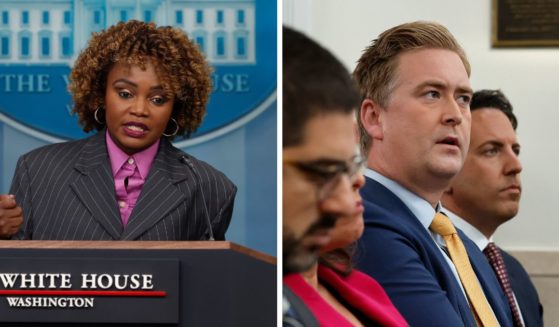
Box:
[123,122,149,137]
[355,201,364,213]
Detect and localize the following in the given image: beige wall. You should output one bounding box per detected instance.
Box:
[283,0,559,251]
[511,251,559,325]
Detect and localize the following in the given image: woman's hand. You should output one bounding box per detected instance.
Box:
[0,194,23,238]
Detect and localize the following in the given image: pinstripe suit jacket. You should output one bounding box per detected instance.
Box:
[9,131,236,240]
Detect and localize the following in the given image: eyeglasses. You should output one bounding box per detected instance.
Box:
[283,154,365,199]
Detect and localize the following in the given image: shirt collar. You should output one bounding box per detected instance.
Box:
[445,209,492,251]
[365,168,440,231]
[105,129,160,179]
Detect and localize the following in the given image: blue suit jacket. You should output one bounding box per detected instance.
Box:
[501,249,544,327]
[357,177,513,327]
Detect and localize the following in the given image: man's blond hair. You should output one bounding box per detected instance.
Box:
[353,21,471,156]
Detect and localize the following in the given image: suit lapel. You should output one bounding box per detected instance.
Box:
[122,139,189,240]
[70,131,123,239]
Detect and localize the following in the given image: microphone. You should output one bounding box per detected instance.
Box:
[180,155,215,241]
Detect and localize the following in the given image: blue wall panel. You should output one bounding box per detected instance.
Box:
[0,0,276,256]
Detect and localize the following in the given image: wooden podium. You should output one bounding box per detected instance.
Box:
[0,241,276,326]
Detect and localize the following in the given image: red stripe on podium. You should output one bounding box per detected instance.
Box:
[0,290,166,297]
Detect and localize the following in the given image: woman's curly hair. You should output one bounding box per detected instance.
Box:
[69,20,212,138]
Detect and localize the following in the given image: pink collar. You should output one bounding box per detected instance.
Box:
[105,129,160,179]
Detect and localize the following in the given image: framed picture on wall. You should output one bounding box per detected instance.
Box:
[492,0,559,47]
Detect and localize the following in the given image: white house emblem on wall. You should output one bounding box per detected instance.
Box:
[0,0,276,143]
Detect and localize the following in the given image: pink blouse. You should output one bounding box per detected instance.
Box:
[106,130,159,226]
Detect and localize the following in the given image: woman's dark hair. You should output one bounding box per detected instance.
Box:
[319,244,358,277]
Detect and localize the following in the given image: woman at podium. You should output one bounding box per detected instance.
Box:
[2,20,236,241]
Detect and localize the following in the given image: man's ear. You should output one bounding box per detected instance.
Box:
[360,99,384,140]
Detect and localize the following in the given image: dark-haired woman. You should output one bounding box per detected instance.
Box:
[284,173,407,326]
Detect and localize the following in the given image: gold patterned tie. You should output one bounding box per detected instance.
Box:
[430,213,499,327]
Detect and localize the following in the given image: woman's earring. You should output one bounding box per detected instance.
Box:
[94,107,105,125]
[163,118,179,137]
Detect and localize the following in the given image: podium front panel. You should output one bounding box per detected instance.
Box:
[0,242,276,327]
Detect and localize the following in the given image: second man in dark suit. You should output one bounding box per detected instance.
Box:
[443,89,543,327]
